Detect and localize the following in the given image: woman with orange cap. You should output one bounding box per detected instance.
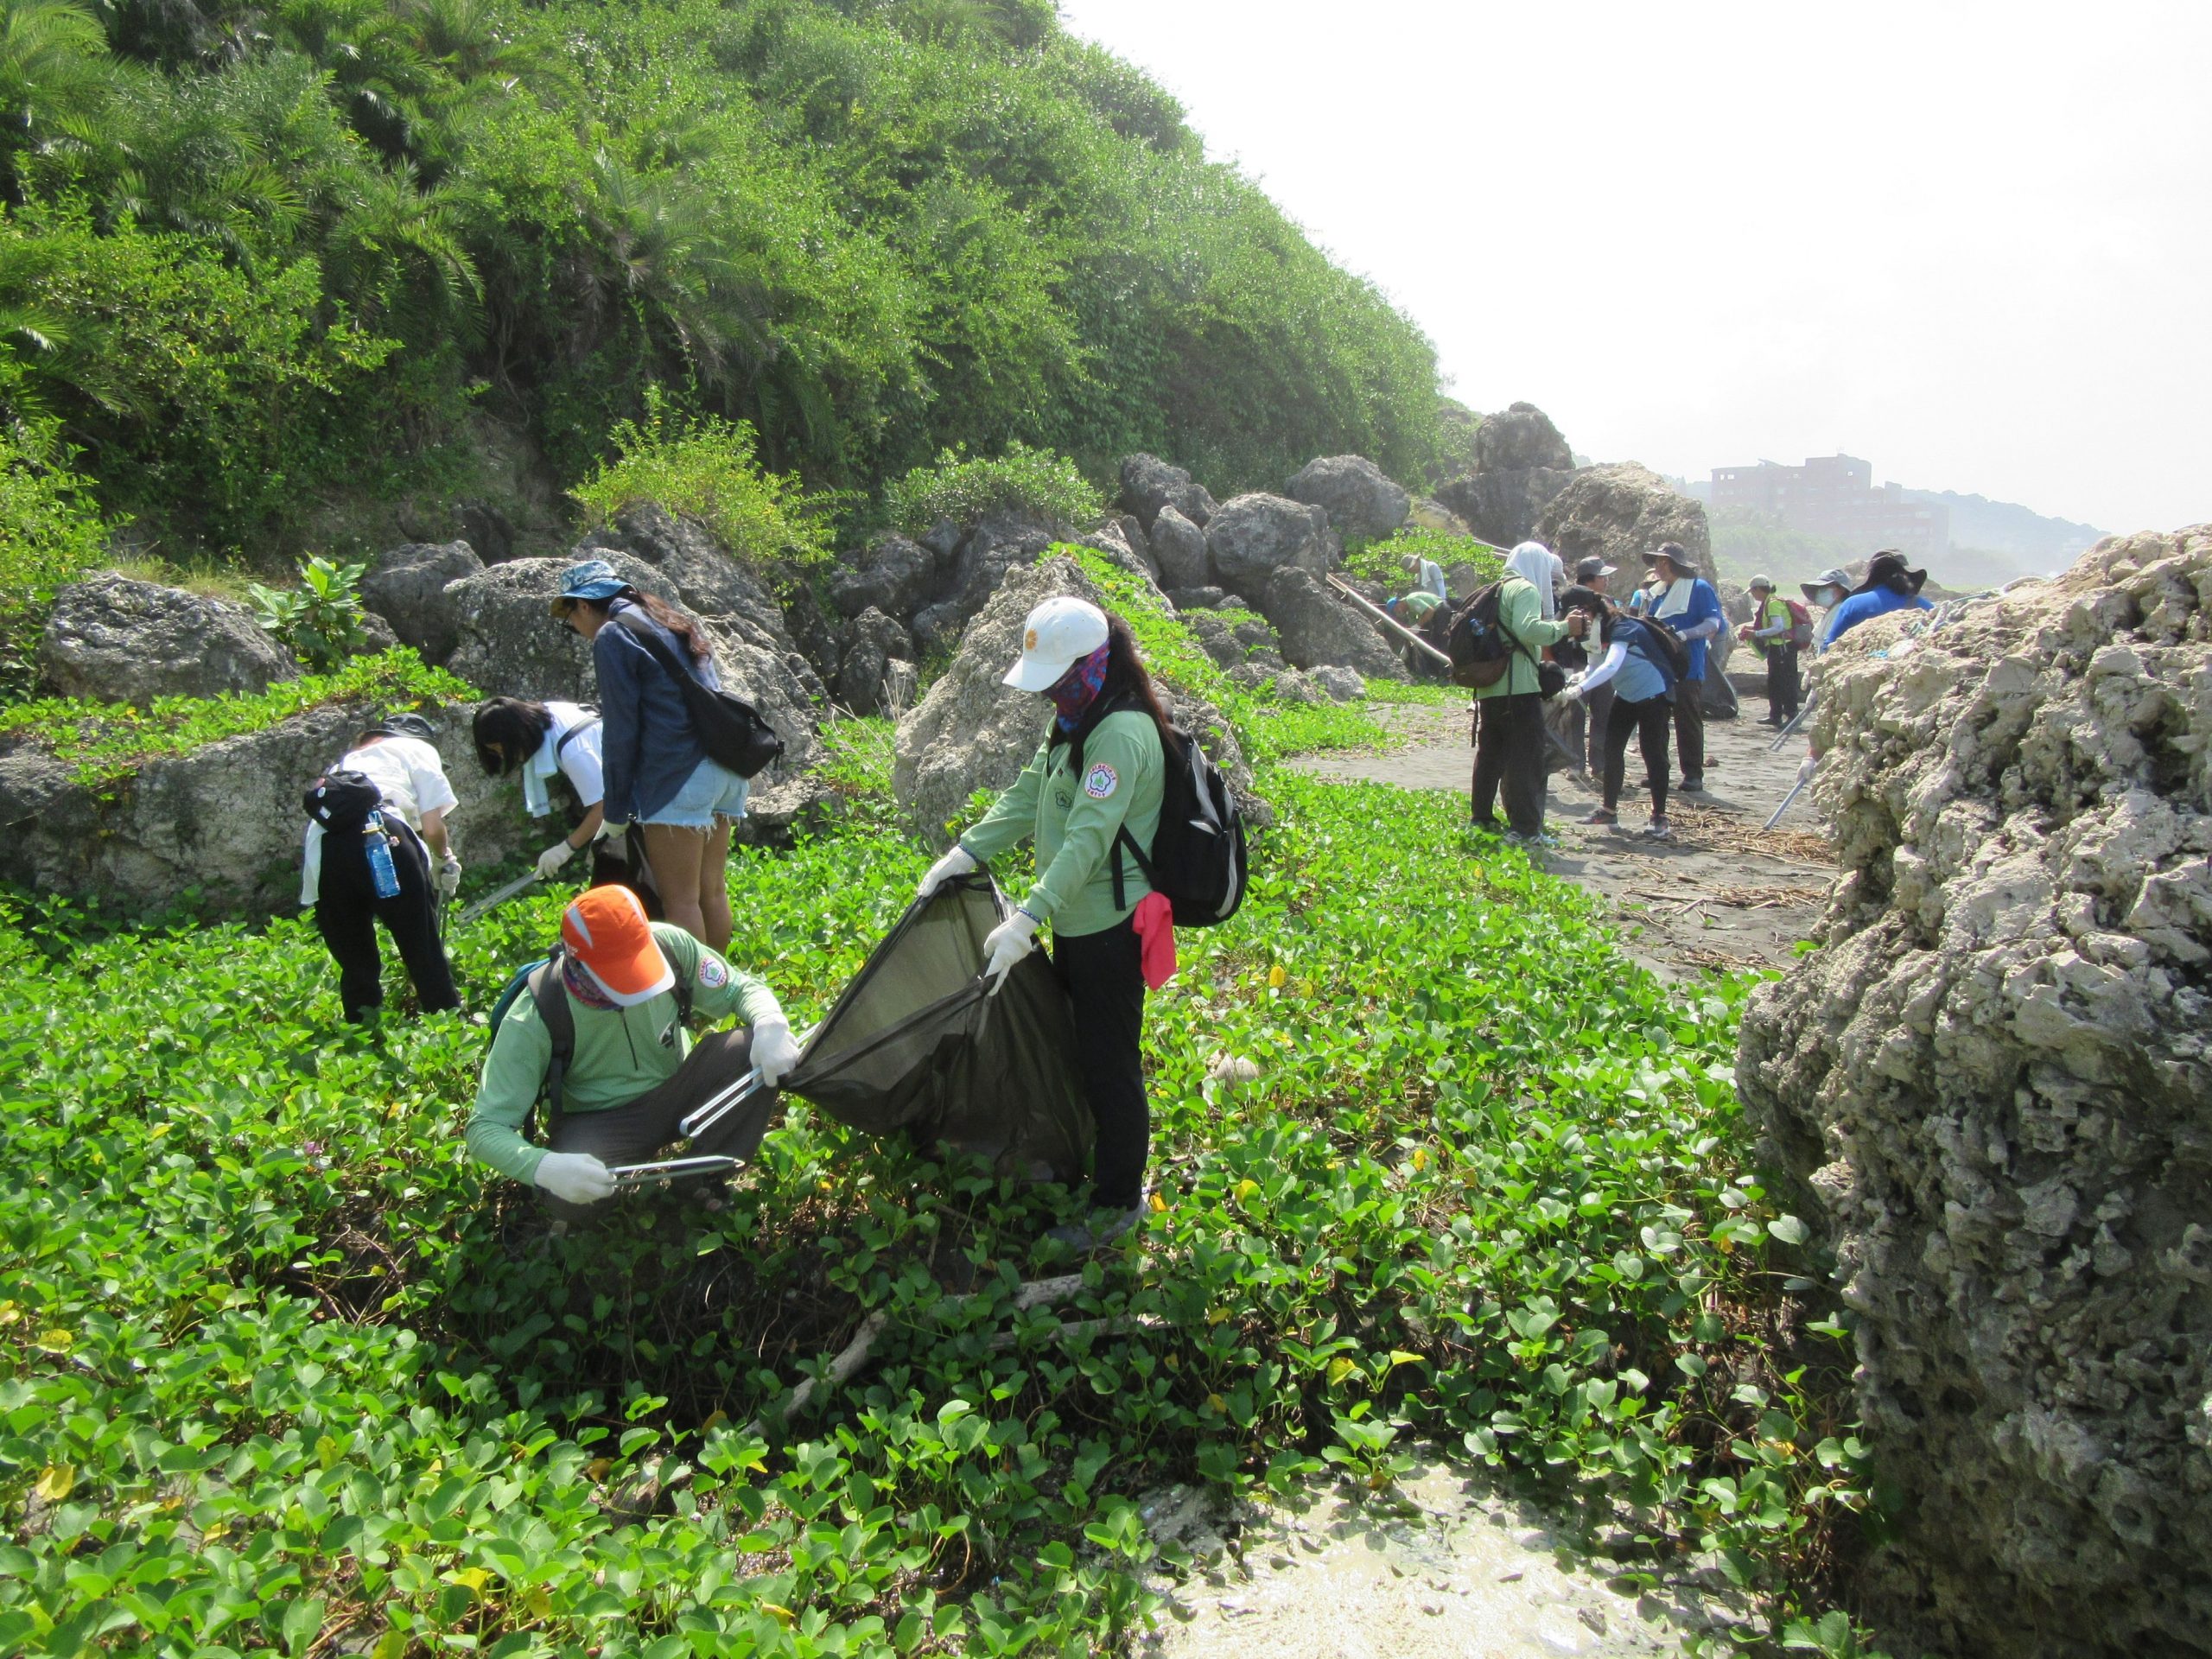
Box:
[467,886,802,1216]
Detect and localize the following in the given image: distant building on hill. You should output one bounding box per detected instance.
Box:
[1709,454,1948,562]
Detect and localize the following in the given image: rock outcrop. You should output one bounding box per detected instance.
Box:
[361,541,484,663]
[893,556,1260,838]
[1434,402,1576,547]
[1285,454,1410,548]
[1205,493,1338,595]
[1534,463,1710,575]
[828,532,939,622]
[1738,526,2212,1659]
[1117,453,1217,533]
[1258,567,1404,682]
[37,574,299,704]
[836,607,917,716]
[1149,505,1211,591]
[0,699,530,915]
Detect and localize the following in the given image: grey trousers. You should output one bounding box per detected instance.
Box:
[543,1027,780,1219]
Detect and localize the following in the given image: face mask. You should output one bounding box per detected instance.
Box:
[1046,641,1111,731]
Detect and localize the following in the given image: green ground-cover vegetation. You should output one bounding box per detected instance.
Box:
[0,0,1444,579]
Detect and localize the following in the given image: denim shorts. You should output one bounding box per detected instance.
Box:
[641,756,751,828]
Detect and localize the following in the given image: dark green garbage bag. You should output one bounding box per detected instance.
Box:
[780,874,1092,1185]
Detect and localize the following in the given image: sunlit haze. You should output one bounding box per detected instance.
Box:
[1056,0,2210,535]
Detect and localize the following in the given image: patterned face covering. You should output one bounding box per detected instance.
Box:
[561,954,620,1012]
[1046,641,1112,731]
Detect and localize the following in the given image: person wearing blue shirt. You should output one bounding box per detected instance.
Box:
[1636,543,1724,793]
[1822,552,1934,649]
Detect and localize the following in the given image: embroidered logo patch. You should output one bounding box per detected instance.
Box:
[698,956,729,988]
[1084,762,1119,799]
[1024,627,1039,650]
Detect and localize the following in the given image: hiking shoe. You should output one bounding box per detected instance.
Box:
[1679,777,1705,793]
[1580,808,1618,827]
[1642,817,1675,842]
[1046,1204,1146,1252]
[1505,830,1560,851]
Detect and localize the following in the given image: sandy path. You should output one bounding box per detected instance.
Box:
[1291,695,1831,980]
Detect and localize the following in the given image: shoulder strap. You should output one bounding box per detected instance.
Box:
[528,948,574,1121]
[555,715,600,756]
[615,607,703,687]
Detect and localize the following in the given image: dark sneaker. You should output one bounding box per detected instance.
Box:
[1679,777,1705,793]
[1643,817,1675,842]
[1046,1205,1146,1252]
[1581,808,1617,826]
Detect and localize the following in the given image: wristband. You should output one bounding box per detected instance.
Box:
[1014,904,1045,926]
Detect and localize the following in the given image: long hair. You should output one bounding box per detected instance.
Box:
[473,697,554,775]
[1062,612,1177,770]
[578,587,714,665]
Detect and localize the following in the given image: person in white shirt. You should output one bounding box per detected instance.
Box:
[301,712,461,1022]
[1403,551,1449,604]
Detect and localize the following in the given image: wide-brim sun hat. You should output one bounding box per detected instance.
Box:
[560,887,674,1007]
[1003,595,1110,692]
[1801,567,1852,602]
[549,557,629,618]
[1640,543,1699,575]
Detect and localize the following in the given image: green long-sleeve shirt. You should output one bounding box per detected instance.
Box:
[466,924,783,1184]
[1474,575,1573,699]
[957,709,1164,938]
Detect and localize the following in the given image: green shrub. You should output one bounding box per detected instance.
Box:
[569,391,838,571]
[0,421,111,699]
[1345,525,1504,591]
[0,649,476,787]
[887,442,1104,536]
[245,556,370,671]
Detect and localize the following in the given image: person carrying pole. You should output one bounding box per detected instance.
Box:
[302,712,463,1023]
[912,596,1172,1251]
[466,886,802,1217]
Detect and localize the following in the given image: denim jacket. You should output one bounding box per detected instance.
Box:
[594,599,720,823]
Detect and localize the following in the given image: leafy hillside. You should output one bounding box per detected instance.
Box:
[0,0,1443,568]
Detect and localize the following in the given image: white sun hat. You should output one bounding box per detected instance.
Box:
[1002,595,1110,691]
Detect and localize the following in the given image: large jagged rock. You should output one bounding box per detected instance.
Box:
[1205,493,1338,595]
[827,532,940,621]
[0,700,530,915]
[893,556,1262,837]
[1738,526,2212,1659]
[1258,567,1405,681]
[1433,403,1578,546]
[836,607,916,716]
[443,551,819,773]
[1117,453,1217,534]
[361,540,484,663]
[36,574,299,705]
[1149,505,1211,590]
[1534,463,1710,575]
[1473,401,1573,473]
[1285,455,1410,548]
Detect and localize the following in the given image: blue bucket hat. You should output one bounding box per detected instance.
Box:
[550,557,627,617]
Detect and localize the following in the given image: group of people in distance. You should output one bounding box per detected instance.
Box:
[302,562,1171,1249]
[1384,543,1933,846]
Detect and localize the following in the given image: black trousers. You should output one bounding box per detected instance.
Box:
[1674,679,1707,784]
[543,1027,777,1219]
[1471,691,1548,837]
[1603,694,1674,817]
[315,822,459,1023]
[1583,683,1615,775]
[1764,645,1802,720]
[1053,918,1148,1211]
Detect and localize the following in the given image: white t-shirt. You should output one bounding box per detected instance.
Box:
[523,701,604,817]
[299,734,458,906]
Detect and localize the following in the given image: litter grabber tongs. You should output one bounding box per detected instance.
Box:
[456,869,542,925]
[665,1024,820,1143]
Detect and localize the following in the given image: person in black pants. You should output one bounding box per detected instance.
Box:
[314,815,460,1021]
[1560,588,1680,842]
[1051,920,1148,1211]
[1470,690,1549,837]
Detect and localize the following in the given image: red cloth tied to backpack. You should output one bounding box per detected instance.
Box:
[1132,891,1177,989]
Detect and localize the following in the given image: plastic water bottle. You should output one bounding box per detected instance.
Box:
[363,814,401,900]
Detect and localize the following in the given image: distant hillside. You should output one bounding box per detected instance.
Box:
[1899,487,2106,580]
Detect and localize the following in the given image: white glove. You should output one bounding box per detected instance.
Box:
[1560,675,1586,703]
[982,909,1039,983]
[751,1015,801,1087]
[536,839,577,879]
[534,1151,613,1205]
[916,844,977,899]
[436,855,462,899]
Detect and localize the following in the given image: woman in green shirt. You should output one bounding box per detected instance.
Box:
[914,596,1171,1249]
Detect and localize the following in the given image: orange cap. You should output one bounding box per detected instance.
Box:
[560,887,673,1007]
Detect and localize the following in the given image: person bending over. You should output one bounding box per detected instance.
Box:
[1559,588,1680,842]
[471,696,656,910]
[467,886,802,1218]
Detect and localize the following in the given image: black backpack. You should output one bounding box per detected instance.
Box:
[1109,724,1249,928]
[1633,609,1694,678]
[1446,581,1535,690]
[486,943,694,1127]
[302,768,385,832]
[614,609,785,779]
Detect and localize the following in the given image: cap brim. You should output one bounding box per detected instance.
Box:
[1003,654,1073,692]
[548,595,576,618]
[579,943,676,1007]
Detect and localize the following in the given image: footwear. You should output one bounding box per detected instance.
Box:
[1505,830,1560,850]
[1046,1204,1146,1252]
[1679,777,1705,793]
[1580,808,1617,827]
[1642,817,1675,842]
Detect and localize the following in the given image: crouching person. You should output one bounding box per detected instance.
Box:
[466,886,802,1218]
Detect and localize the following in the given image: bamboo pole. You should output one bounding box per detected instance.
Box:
[1324,574,1455,669]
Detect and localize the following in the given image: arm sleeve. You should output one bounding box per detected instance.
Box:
[1578,639,1631,693]
[1503,582,1569,649]
[595,632,644,825]
[955,743,1047,863]
[654,925,785,1027]
[467,1009,555,1185]
[1023,723,1150,925]
[409,745,459,817]
[1675,584,1725,642]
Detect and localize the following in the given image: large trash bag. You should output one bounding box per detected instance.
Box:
[780,874,1092,1184]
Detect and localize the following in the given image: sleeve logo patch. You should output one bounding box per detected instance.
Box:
[697,956,729,988]
[1084,763,1119,799]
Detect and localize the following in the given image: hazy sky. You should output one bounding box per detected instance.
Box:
[1056,1,2209,534]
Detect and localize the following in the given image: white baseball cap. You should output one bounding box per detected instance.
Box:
[1003,596,1110,691]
